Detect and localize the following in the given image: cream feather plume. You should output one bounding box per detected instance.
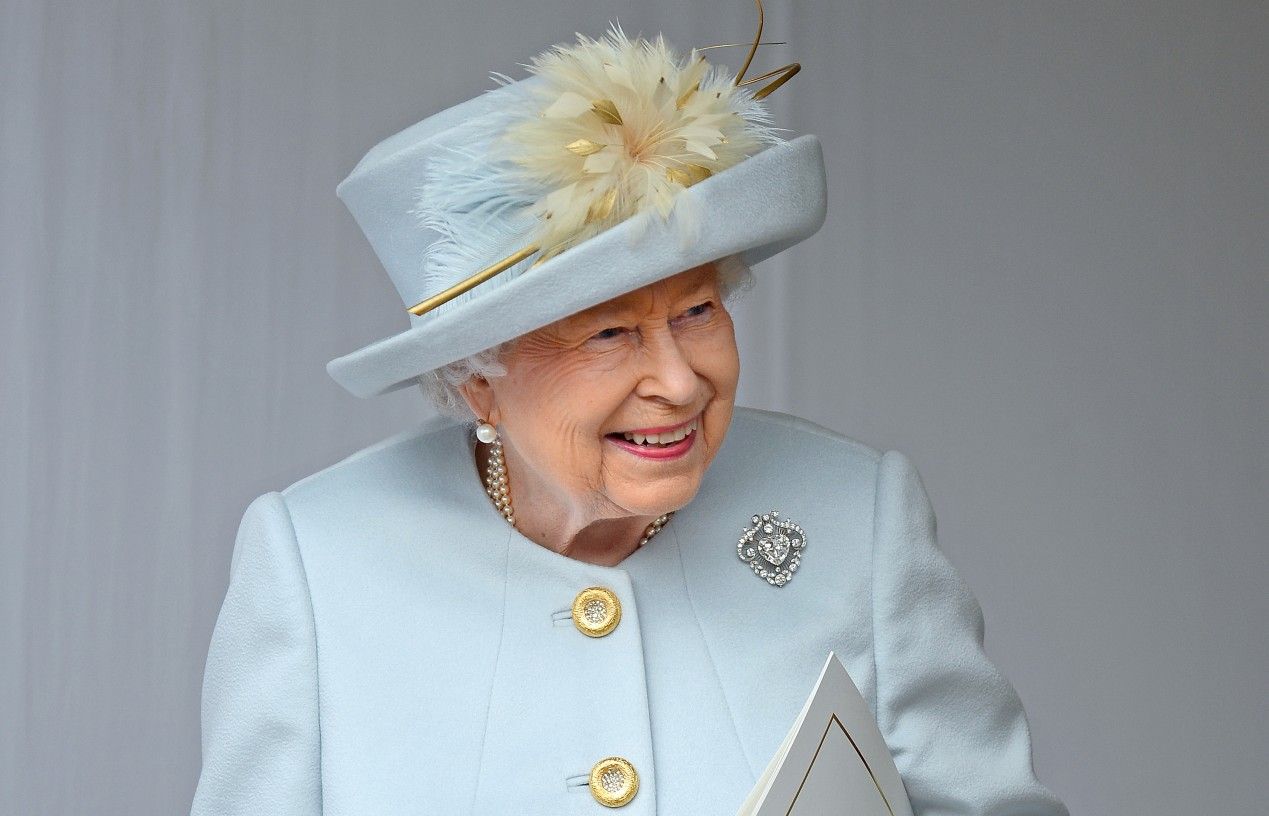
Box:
[503,24,778,259]
[412,24,780,314]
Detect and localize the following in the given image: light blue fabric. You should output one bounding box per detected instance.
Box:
[190,407,1068,815]
[328,133,827,398]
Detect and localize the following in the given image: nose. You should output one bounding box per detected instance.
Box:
[634,327,698,406]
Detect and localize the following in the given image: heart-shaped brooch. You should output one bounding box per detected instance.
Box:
[737,511,806,587]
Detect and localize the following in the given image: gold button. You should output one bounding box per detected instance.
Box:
[589,756,639,807]
[572,586,621,637]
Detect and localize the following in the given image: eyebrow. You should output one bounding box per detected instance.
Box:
[565,272,720,327]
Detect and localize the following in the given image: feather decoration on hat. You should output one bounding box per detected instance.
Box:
[411,23,780,316]
[503,24,778,261]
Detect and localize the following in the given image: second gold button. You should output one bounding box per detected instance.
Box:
[572,586,621,637]
[589,756,638,807]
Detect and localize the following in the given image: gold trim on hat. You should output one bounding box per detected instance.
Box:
[406,244,539,316]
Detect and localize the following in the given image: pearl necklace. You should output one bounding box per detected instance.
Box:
[482,437,673,548]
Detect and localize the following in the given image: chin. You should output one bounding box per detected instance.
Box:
[612,473,704,518]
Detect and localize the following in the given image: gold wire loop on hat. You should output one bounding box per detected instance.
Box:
[738,62,802,100]
[696,40,787,52]
[734,0,801,101]
[734,0,766,85]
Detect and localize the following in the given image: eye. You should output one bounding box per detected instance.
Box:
[676,301,715,322]
[590,326,627,342]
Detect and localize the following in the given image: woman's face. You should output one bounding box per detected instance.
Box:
[472,262,740,522]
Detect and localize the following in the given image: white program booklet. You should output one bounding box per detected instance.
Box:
[737,652,914,816]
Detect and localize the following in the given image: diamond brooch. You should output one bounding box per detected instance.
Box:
[737,511,806,587]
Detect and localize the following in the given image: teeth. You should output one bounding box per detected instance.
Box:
[621,417,697,446]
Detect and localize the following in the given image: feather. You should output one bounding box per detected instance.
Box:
[410,23,782,309]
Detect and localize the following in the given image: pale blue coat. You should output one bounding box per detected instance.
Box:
[190,407,1068,815]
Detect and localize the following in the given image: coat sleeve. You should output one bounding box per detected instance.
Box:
[191,491,322,815]
[871,450,1067,816]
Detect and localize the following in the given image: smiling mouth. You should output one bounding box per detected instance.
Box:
[605,416,699,448]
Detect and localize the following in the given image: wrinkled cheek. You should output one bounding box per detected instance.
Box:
[702,402,735,463]
[561,431,607,491]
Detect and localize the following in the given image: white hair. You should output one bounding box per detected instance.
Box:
[417,253,756,421]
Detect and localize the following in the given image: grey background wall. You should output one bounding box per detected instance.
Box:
[2,0,1265,813]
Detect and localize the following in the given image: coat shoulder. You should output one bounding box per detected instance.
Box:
[720,406,882,490]
[268,416,487,598]
[728,406,882,462]
[278,414,467,514]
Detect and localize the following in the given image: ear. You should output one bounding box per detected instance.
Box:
[457,375,503,426]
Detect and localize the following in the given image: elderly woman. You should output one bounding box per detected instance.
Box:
[191,21,1067,816]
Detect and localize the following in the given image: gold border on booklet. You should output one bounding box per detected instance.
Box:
[784,713,897,816]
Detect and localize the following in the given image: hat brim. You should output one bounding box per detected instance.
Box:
[327,134,827,398]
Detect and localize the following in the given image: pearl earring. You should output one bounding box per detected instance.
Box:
[475,421,499,444]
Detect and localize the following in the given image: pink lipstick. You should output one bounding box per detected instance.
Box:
[605,415,699,460]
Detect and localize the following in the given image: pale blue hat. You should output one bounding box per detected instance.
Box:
[327,28,827,398]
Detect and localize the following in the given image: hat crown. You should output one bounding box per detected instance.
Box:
[336,79,542,317]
